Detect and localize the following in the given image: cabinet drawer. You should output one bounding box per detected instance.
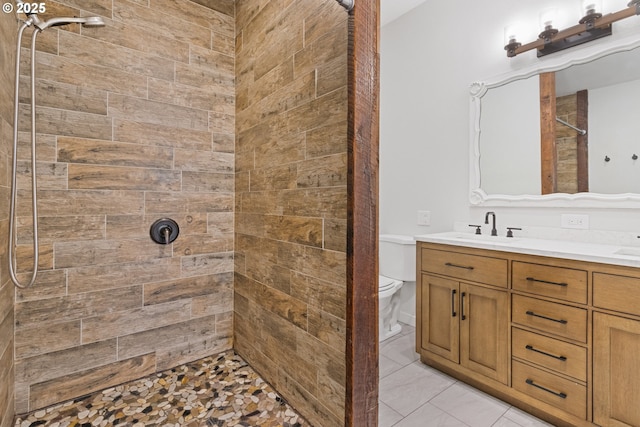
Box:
[512,327,587,382]
[512,262,587,304]
[593,272,640,317]
[512,360,586,419]
[512,295,587,343]
[421,248,507,287]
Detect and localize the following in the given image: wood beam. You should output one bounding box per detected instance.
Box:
[576,90,589,193]
[346,0,380,425]
[540,72,558,194]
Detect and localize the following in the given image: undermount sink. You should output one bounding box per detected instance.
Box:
[614,247,640,257]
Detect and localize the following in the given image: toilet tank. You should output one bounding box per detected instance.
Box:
[379,234,416,282]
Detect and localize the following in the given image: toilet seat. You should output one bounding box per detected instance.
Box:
[379,275,401,292]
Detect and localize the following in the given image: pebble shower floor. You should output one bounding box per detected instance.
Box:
[15,351,308,427]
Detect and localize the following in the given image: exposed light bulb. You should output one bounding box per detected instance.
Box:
[580,0,603,25]
[582,0,601,15]
[504,24,519,45]
[540,9,557,31]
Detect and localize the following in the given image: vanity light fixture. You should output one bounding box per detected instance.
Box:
[505,0,640,58]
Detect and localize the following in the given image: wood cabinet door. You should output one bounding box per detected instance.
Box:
[459,283,509,384]
[421,274,459,363]
[593,312,640,427]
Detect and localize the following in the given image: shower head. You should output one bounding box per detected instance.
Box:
[31,15,106,31]
[16,0,106,30]
[81,16,106,27]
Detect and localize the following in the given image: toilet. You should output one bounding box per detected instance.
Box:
[379,234,416,342]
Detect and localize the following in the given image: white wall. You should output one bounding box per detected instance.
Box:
[480,76,541,195]
[380,0,640,239]
[589,78,640,193]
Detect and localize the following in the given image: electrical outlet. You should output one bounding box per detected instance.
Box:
[561,214,589,230]
[417,210,431,226]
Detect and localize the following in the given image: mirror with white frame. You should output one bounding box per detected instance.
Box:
[470,35,640,207]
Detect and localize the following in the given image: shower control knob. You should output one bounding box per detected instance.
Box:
[150,218,179,245]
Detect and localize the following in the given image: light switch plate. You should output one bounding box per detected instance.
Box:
[417,210,431,226]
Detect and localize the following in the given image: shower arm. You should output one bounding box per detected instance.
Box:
[8,21,41,289]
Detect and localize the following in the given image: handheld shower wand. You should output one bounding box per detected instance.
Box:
[8,10,105,288]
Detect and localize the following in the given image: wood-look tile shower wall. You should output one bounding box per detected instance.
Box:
[12,0,236,413]
[0,8,18,427]
[556,94,579,193]
[234,1,348,426]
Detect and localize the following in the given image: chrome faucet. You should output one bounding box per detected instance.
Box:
[485,211,498,236]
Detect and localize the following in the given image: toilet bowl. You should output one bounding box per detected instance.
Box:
[379,274,403,341]
[379,234,416,342]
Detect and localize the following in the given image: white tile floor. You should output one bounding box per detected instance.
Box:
[379,324,554,427]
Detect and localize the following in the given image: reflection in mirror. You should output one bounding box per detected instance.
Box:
[472,37,640,206]
[480,77,540,195]
[553,87,588,194]
[583,70,640,193]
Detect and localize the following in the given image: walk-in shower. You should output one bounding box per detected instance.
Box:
[9,7,105,288]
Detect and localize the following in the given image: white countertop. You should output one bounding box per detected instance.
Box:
[415,231,640,268]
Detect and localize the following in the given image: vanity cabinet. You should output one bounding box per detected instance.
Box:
[418,247,509,384]
[512,294,587,343]
[593,313,640,427]
[416,241,638,427]
[511,291,588,419]
[512,261,587,304]
[511,327,587,382]
[592,271,640,427]
[419,247,508,288]
[421,274,508,384]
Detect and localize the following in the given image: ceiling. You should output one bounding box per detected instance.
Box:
[380,0,429,26]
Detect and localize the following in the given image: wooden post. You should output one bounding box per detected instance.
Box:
[576,90,589,193]
[346,0,380,426]
[540,72,558,194]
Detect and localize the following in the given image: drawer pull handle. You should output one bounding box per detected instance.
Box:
[526,277,568,287]
[525,379,567,399]
[525,345,567,361]
[525,310,568,324]
[451,289,457,317]
[445,262,474,270]
[461,292,467,320]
